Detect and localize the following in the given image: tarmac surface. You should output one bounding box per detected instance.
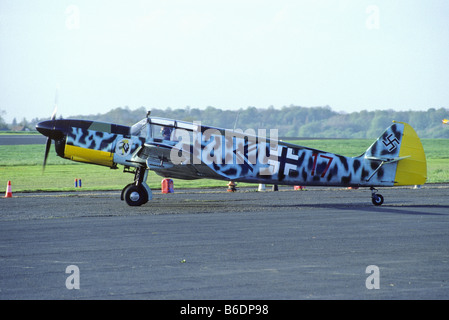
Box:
[0,134,46,145]
[1,184,449,300]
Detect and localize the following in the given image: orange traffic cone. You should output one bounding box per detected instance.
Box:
[227,181,236,192]
[5,181,12,198]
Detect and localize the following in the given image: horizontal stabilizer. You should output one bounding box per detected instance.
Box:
[365,155,410,163]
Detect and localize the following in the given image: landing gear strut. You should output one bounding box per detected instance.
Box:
[370,187,384,206]
[121,167,152,206]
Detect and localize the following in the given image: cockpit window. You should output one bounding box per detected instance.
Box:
[130,119,148,138]
[152,124,173,141]
[146,117,199,143]
[131,116,199,142]
[149,118,174,141]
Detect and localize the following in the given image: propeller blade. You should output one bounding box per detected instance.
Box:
[42,87,60,172]
[49,91,58,131]
[51,107,57,121]
[43,137,51,171]
[52,85,59,120]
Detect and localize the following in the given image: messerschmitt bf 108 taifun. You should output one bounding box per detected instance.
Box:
[36,110,427,206]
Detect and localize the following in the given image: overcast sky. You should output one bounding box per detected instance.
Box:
[1,0,448,123]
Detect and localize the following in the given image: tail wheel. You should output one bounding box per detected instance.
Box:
[123,184,148,206]
[372,194,384,206]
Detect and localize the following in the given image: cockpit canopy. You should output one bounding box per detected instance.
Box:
[130,117,199,142]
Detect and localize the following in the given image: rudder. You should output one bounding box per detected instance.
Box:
[392,121,427,186]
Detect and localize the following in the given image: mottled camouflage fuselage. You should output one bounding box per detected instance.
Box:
[46,118,422,188]
[36,116,426,206]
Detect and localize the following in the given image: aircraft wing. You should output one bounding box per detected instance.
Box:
[143,142,176,169]
[136,142,224,180]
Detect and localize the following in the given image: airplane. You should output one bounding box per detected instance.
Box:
[36,111,427,206]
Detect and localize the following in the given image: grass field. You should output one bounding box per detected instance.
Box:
[0,139,448,192]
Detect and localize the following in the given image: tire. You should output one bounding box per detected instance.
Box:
[124,185,148,206]
[121,183,134,201]
[372,194,384,206]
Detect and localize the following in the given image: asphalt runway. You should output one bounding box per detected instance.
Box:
[0,135,46,145]
[1,184,449,300]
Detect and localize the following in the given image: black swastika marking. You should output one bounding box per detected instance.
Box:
[382,134,399,152]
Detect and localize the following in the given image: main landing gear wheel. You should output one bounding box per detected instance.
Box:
[122,184,149,206]
[370,187,384,206]
[121,167,151,206]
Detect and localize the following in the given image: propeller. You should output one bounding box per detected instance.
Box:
[42,89,58,171]
[42,108,57,171]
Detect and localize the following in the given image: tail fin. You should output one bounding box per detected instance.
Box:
[392,121,427,185]
[364,121,426,186]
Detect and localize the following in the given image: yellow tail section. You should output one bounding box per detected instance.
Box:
[393,121,427,186]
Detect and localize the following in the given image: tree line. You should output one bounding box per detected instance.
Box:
[2,105,449,138]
